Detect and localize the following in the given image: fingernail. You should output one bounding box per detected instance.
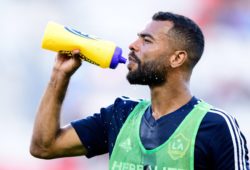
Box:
[72,49,80,54]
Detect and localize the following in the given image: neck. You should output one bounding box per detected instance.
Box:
[149,79,192,120]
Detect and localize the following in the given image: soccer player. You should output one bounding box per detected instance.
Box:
[30,12,249,169]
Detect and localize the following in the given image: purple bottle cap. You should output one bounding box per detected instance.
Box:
[109,47,127,69]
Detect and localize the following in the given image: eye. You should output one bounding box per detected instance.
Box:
[143,38,152,44]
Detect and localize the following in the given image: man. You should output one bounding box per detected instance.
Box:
[30,12,249,169]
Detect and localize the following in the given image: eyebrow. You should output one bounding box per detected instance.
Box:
[137,33,155,40]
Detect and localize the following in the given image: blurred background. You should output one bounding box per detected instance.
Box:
[0,0,249,169]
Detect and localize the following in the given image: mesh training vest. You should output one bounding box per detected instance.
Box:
[110,100,212,170]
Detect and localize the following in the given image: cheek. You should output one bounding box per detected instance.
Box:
[141,47,169,65]
[139,46,160,61]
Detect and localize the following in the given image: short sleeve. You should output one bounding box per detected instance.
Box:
[71,104,113,158]
[71,96,140,158]
[197,109,250,169]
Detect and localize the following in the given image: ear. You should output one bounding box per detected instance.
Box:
[169,50,188,68]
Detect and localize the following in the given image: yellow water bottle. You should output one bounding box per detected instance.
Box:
[41,21,126,69]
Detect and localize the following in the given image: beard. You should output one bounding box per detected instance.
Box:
[126,54,168,87]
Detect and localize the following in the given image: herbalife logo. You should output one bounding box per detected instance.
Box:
[119,138,132,152]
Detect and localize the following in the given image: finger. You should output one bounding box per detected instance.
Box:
[56,52,69,62]
[72,49,80,55]
[72,49,82,62]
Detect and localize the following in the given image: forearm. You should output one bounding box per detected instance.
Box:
[31,68,70,151]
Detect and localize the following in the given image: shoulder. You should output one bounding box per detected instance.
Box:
[113,96,142,108]
[85,96,143,129]
[108,96,142,120]
[75,96,142,124]
[111,96,142,116]
[202,108,233,128]
[194,98,240,132]
[201,107,244,147]
[203,107,241,137]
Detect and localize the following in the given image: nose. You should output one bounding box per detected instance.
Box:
[129,38,140,52]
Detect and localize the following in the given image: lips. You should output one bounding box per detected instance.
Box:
[128,55,136,62]
[128,52,139,63]
[127,56,137,71]
[127,52,140,70]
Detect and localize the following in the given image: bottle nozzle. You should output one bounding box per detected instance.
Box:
[110,47,127,69]
[119,56,127,64]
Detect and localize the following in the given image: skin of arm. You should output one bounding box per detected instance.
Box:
[30,50,87,159]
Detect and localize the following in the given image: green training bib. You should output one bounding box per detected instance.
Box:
[110,100,212,170]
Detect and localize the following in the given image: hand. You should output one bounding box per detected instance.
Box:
[53,49,82,77]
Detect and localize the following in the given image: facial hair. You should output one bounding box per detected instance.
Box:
[126,52,168,87]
